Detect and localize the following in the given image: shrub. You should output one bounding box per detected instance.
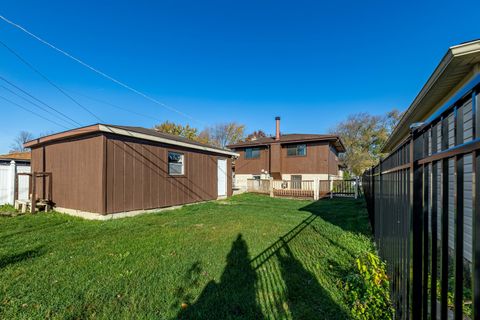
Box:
[344,252,393,320]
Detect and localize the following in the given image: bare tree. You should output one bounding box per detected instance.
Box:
[10,131,34,152]
[201,123,245,148]
[245,130,267,141]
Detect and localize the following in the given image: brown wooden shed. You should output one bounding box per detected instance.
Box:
[24,124,237,218]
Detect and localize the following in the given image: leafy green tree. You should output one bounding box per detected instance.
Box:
[154,121,245,148]
[331,110,402,176]
[154,121,199,141]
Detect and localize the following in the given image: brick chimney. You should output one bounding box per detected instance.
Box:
[275,116,281,140]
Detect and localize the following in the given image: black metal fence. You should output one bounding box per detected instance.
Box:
[332,178,361,198]
[363,84,480,319]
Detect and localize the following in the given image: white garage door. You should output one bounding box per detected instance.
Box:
[217,159,227,197]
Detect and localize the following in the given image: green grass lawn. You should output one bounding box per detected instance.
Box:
[0,193,374,320]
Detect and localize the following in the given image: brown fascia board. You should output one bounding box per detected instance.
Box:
[229,136,346,152]
[24,124,239,157]
[24,124,101,148]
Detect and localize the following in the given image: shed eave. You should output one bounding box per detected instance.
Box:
[382,40,480,153]
[98,125,239,157]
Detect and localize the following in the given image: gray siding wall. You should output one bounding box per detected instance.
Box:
[463,99,474,262]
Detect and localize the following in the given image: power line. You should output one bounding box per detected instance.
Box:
[0,39,103,122]
[68,90,164,123]
[0,76,82,127]
[0,14,204,125]
[0,94,70,129]
[0,75,82,127]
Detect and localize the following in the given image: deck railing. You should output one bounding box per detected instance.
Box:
[362,84,480,319]
[246,178,359,200]
[246,179,271,194]
[271,179,315,198]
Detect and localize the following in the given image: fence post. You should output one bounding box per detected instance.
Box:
[313,178,319,201]
[269,177,274,197]
[354,177,358,199]
[329,176,333,199]
[7,160,16,205]
[410,129,424,319]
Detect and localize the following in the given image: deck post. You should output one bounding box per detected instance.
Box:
[313,178,319,200]
[329,175,333,199]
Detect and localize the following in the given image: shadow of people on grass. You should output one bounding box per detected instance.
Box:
[276,242,349,320]
[176,234,263,320]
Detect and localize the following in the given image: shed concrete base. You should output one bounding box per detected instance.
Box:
[55,201,212,221]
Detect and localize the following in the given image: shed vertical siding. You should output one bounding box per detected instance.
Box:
[104,135,227,214]
[31,135,105,214]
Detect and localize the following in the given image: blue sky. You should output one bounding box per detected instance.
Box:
[0,0,478,152]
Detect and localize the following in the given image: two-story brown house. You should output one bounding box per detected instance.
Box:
[227,117,345,191]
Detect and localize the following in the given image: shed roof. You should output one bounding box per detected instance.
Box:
[0,151,31,161]
[382,39,480,152]
[227,133,345,152]
[25,124,238,157]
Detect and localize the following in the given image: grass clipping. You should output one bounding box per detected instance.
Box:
[344,252,393,320]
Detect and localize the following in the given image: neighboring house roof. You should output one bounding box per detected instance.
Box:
[0,151,31,162]
[227,134,346,152]
[382,39,480,153]
[24,124,239,157]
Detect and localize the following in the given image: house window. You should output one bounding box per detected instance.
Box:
[245,147,260,159]
[287,144,306,156]
[168,152,184,175]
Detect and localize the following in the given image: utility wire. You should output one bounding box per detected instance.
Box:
[0,39,103,122]
[0,14,203,124]
[0,75,82,127]
[1,84,79,128]
[68,90,164,123]
[0,94,70,129]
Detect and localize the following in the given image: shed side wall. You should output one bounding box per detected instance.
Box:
[30,134,105,213]
[105,135,230,214]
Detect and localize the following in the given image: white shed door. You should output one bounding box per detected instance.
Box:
[217,159,227,197]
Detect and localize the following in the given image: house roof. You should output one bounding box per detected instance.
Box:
[24,124,239,157]
[0,151,31,161]
[382,39,480,152]
[227,134,346,152]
